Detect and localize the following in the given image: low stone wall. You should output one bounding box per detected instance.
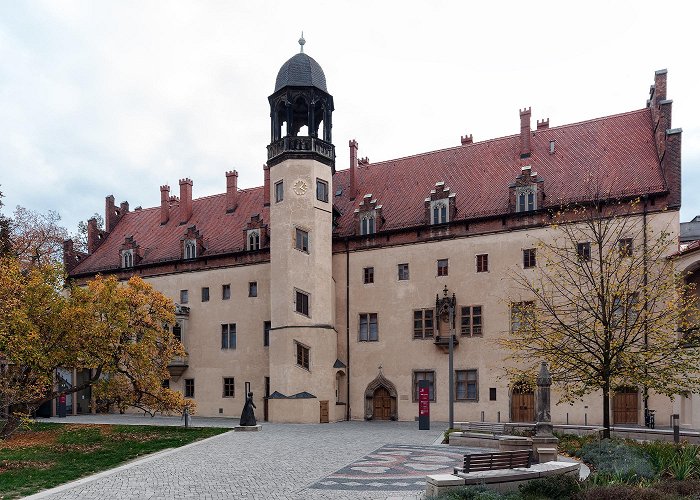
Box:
[426,461,580,497]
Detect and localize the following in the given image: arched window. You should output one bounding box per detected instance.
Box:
[184,240,196,259]
[121,249,134,268]
[361,215,375,236]
[431,201,448,225]
[516,187,537,212]
[247,229,260,251]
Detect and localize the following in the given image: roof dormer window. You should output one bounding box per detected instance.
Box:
[121,249,134,269]
[354,193,384,236]
[360,215,375,236]
[184,239,197,260]
[516,186,537,212]
[431,200,449,224]
[424,182,456,226]
[247,229,261,251]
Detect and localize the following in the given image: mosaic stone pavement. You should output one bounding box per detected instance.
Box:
[310,444,484,491]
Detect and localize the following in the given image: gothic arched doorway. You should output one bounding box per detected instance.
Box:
[364,372,398,420]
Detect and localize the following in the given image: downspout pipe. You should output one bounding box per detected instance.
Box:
[346,238,351,421]
[642,196,649,417]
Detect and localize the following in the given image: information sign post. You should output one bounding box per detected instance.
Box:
[418,379,430,430]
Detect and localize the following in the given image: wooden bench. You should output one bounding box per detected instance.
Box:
[455,450,532,474]
[460,421,506,436]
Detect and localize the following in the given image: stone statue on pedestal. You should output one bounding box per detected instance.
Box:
[535,361,553,436]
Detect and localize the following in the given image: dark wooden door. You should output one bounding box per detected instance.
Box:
[373,387,391,420]
[511,391,534,422]
[319,400,329,423]
[613,388,638,424]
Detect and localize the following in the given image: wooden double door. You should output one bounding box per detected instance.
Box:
[613,388,639,424]
[511,391,534,422]
[373,387,392,420]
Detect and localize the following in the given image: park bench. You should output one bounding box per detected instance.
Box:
[458,421,506,436]
[454,450,532,474]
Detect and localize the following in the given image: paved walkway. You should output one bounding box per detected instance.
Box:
[27,416,464,500]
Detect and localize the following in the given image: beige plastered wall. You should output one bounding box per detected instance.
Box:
[336,210,681,426]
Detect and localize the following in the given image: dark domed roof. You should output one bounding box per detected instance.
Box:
[274,53,327,93]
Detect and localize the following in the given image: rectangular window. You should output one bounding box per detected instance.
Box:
[489,387,497,401]
[413,309,435,339]
[249,281,257,297]
[359,313,378,342]
[398,263,409,281]
[523,248,536,268]
[511,301,535,332]
[296,342,310,370]
[363,267,374,284]
[295,228,309,253]
[184,379,195,398]
[223,377,235,398]
[263,321,271,347]
[456,370,478,401]
[222,284,231,300]
[316,178,328,203]
[275,180,284,203]
[221,323,237,350]
[201,287,209,302]
[295,290,310,317]
[460,306,483,336]
[180,289,189,304]
[476,254,489,273]
[618,238,633,257]
[577,242,591,261]
[413,371,435,402]
[437,258,449,276]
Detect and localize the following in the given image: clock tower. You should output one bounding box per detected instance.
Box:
[266,36,338,422]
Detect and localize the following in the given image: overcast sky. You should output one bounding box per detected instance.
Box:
[1,0,698,233]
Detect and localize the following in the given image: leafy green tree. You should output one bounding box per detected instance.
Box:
[500,202,699,438]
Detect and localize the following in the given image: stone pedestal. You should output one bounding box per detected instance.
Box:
[532,435,559,462]
[234,425,262,432]
[498,436,533,452]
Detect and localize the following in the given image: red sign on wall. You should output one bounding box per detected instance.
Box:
[418,387,430,417]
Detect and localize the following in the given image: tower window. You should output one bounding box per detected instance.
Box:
[316,179,328,203]
[263,321,271,347]
[295,228,309,253]
[275,181,284,203]
[295,289,310,317]
[296,342,310,370]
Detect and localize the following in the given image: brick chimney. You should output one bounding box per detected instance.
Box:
[160,185,170,225]
[263,164,270,206]
[460,134,473,145]
[649,70,673,160]
[519,108,531,158]
[120,201,129,214]
[662,128,682,209]
[226,170,239,213]
[105,195,117,232]
[536,118,549,130]
[87,217,99,253]
[179,178,193,224]
[349,139,358,200]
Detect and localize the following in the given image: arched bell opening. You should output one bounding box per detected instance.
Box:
[364,372,398,421]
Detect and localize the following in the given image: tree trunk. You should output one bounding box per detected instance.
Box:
[602,381,611,439]
[0,406,23,440]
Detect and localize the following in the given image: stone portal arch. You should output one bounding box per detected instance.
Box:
[364,372,398,421]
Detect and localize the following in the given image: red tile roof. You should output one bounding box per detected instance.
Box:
[70,107,666,275]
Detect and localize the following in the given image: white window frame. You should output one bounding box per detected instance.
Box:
[121,249,134,268]
[247,229,261,251]
[515,186,537,212]
[430,200,449,224]
[360,214,375,235]
[184,239,197,259]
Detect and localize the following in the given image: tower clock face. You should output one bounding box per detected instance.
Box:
[293,179,308,196]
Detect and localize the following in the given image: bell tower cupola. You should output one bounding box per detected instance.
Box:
[267,34,335,170]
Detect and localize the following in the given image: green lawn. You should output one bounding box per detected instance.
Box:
[0,422,229,499]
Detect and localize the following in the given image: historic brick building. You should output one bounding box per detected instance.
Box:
[64,44,694,427]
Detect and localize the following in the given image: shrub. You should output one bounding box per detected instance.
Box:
[638,441,700,479]
[652,478,700,497]
[518,473,581,498]
[577,439,655,480]
[573,485,665,500]
[430,485,513,500]
[555,432,597,456]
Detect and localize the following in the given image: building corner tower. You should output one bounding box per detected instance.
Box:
[266,37,339,423]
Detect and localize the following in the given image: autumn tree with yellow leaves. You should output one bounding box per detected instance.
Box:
[0,257,193,438]
[500,201,699,438]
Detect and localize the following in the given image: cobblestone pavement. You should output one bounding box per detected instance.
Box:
[27,416,465,500]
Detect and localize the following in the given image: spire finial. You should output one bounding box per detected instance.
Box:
[299,31,305,53]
